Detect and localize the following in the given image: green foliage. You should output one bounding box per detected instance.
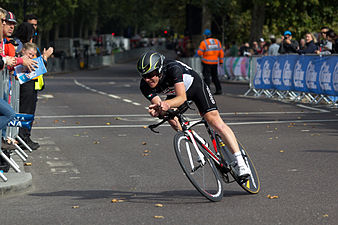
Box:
[1,0,337,44]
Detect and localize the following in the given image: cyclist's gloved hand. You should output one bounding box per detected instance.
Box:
[148,103,160,117]
[159,101,170,112]
[148,101,171,117]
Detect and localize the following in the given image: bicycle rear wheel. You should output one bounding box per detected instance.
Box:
[216,135,260,194]
[173,131,223,202]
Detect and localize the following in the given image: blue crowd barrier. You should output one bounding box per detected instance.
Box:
[247,55,338,105]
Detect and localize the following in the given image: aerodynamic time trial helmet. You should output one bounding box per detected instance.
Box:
[137,51,164,78]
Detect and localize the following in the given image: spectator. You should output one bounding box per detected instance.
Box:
[24,14,38,44]
[12,22,35,53]
[262,41,270,56]
[3,11,37,71]
[299,38,306,50]
[268,35,280,56]
[257,38,265,55]
[229,41,239,56]
[317,26,332,55]
[0,8,16,67]
[251,41,259,55]
[298,32,318,54]
[197,29,224,95]
[0,8,17,150]
[13,17,53,150]
[239,42,252,56]
[278,30,299,54]
[326,29,337,53]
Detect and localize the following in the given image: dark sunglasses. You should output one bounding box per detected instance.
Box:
[142,70,159,79]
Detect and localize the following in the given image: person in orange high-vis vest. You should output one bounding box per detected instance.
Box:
[197,29,224,95]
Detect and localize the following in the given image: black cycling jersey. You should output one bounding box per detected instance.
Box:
[140,59,218,115]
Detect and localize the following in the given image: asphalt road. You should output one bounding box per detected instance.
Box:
[0,61,337,225]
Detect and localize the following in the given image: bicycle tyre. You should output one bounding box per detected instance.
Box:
[216,135,260,194]
[173,131,223,202]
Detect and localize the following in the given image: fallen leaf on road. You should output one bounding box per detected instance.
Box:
[114,117,122,120]
[144,150,150,153]
[73,134,80,137]
[142,142,147,145]
[111,199,124,203]
[322,214,329,218]
[154,216,164,219]
[72,206,79,208]
[75,122,80,124]
[155,204,164,207]
[54,120,59,123]
[143,126,147,129]
[93,141,100,144]
[24,162,32,166]
[143,153,149,156]
[106,122,111,125]
[267,194,279,199]
[280,150,284,153]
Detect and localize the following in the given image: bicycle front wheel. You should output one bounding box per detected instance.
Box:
[173,131,223,202]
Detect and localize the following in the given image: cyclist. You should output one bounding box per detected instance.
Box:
[137,51,250,178]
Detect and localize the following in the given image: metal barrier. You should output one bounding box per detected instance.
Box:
[0,69,33,182]
[244,54,338,107]
[179,55,337,106]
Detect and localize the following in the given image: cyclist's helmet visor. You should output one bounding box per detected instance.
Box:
[141,70,160,79]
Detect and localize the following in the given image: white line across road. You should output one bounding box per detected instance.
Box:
[74,79,141,106]
[33,118,338,130]
[36,110,326,119]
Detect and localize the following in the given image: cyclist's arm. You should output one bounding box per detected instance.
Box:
[148,82,187,116]
[163,82,187,110]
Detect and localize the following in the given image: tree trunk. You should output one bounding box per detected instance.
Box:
[249,1,265,43]
[54,23,60,40]
[70,17,74,38]
[202,0,212,34]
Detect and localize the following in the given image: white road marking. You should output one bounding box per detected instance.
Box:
[35,110,326,119]
[74,79,142,106]
[33,118,338,130]
[296,104,329,112]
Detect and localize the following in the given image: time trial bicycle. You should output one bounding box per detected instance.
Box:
[149,101,260,202]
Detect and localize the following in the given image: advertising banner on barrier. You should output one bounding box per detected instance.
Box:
[281,55,297,91]
[253,55,338,96]
[253,57,263,88]
[224,57,250,79]
[319,56,338,96]
[253,56,274,89]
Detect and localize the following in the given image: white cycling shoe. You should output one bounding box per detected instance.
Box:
[237,164,250,179]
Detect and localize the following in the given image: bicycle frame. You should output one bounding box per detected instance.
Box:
[179,116,227,171]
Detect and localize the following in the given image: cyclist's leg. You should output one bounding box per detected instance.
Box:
[203,110,240,154]
[203,110,250,178]
[168,117,182,131]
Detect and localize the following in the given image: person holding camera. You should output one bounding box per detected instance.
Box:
[278,30,299,54]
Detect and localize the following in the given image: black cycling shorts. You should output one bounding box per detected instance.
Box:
[166,71,218,116]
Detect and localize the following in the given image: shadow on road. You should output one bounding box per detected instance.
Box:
[30,189,247,204]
